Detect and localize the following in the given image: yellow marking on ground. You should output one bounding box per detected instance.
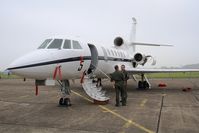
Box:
[19,95,29,98]
[123,121,132,128]
[71,90,155,133]
[99,106,154,133]
[102,109,117,113]
[71,90,93,103]
[140,99,148,107]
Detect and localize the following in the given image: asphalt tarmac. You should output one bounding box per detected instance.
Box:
[0,78,199,133]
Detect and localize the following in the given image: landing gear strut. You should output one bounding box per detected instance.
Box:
[57,80,72,106]
[137,74,151,89]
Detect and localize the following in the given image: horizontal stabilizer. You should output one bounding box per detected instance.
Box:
[131,42,173,47]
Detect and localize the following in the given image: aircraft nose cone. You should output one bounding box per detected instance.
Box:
[7,50,49,75]
[8,58,24,70]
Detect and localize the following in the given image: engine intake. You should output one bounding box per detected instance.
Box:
[134,53,144,62]
[133,53,156,66]
[114,37,124,46]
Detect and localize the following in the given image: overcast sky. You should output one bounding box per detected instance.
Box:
[0,0,199,71]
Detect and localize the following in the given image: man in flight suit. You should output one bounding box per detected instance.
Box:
[121,65,129,105]
[111,65,125,107]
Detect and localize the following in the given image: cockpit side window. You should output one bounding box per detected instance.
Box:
[47,39,63,49]
[63,39,71,49]
[38,39,52,49]
[72,40,82,49]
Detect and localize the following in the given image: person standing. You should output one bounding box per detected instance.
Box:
[121,65,129,105]
[110,65,125,106]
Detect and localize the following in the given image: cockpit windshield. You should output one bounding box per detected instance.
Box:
[38,39,52,49]
[47,39,63,49]
[38,38,83,50]
[72,40,82,49]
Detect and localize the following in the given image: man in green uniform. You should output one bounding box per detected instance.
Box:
[121,65,129,105]
[111,65,125,106]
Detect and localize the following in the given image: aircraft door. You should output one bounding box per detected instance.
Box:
[87,44,98,74]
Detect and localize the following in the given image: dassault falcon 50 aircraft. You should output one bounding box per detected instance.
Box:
[7,18,199,106]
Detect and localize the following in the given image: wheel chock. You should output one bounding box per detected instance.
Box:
[158,83,167,87]
[182,87,192,92]
[93,99,109,105]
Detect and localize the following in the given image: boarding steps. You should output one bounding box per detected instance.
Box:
[82,75,109,102]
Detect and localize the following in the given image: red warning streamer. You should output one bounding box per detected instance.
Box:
[80,70,86,84]
[35,85,38,96]
[53,67,58,80]
[53,65,62,80]
[80,56,84,64]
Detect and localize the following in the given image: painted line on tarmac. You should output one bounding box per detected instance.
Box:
[140,99,148,107]
[18,95,29,98]
[99,105,154,133]
[71,90,155,133]
[119,121,133,133]
[123,121,132,128]
[71,90,93,103]
[102,109,117,113]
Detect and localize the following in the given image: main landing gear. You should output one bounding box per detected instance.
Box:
[137,74,151,89]
[57,80,72,107]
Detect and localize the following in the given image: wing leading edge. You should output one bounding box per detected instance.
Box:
[126,68,199,74]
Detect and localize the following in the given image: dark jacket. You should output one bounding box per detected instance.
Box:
[111,71,124,86]
[122,70,129,81]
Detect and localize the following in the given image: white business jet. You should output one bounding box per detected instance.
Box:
[7,18,199,106]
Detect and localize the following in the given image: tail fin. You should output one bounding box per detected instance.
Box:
[129,17,137,42]
[129,17,137,52]
[128,18,172,54]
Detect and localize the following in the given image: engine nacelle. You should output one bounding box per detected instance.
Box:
[133,53,147,66]
[114,37,124,47]
[133,53,156,66]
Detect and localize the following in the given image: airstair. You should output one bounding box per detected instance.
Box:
[81,44,109,103]
[81,74,110,102]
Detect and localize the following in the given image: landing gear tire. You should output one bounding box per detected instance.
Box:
[143,81,149,89]
[59,98,72,106]
[59,98,64,105]
[138,81,143,89]
[138,81,149,89]
[64,98,72,106]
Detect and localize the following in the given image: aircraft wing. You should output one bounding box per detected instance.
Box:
[125,68,199,74]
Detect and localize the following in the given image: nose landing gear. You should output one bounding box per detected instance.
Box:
[59,97,71,106]
[57,80,72,107]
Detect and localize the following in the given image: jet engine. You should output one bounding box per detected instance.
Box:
[132,53,156,67]
[134,53,147,66]
[114,37,124,46]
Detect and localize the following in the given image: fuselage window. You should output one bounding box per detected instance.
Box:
[47,39,63,49]
[122,52,125,58]
[117,51,119,57]
[124,53,126,58]
[38,39,52,49]
[123,53,126,58]
[63,39,71,49]
[120,52,122,57]
[114,51,117,57]
[111,50,114,56]
[72,40,82,49]
[107,49,111,56]
[118,52,121,57]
